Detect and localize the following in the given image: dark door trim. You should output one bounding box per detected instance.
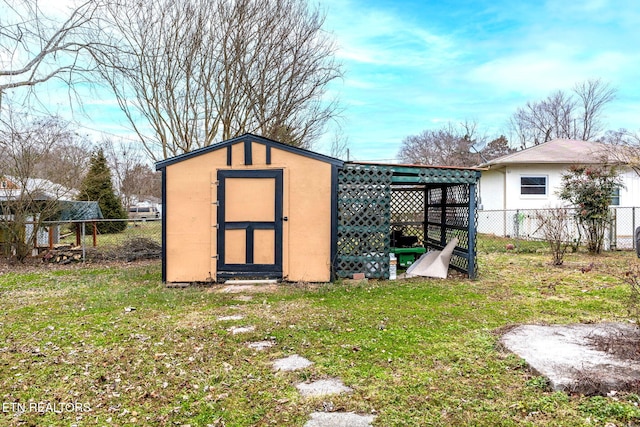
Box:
[216,169,283,279]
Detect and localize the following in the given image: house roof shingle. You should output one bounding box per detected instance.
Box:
[478,139,611,168]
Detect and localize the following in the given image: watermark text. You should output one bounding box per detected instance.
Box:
[2,401,91,414]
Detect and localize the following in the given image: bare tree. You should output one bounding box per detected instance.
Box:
[103,139,160,210]
[329,128,350,160]
[509,79,617,148]
[574,79,617,141]
[599,128,640,177]
[120,164,160,207]
[0,0,104,108]
[398,121,484,167]
[91,0,342,161]
[0,109,76,260]
[31,123,93,190]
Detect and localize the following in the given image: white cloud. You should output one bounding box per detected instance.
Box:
[326,4,457,69]
[467,46,633,97]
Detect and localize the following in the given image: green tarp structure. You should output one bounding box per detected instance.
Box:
[57,201,103,221]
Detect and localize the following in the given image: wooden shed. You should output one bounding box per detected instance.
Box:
[156,134,482,284]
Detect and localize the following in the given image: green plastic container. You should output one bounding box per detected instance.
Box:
[390,247,427,268]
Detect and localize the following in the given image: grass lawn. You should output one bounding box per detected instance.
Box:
[58,220,162,250]
[1,249,640,426]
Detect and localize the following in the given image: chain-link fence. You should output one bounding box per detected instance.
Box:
[7,207,640,263]
[477,207,640,250]
[28,218,162,263]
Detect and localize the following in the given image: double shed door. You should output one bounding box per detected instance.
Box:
[216,169,284,279]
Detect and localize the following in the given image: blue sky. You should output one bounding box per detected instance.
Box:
[316,0,640,161]
[5,0,640,163]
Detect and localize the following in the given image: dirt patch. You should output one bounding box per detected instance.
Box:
[175,311,215,329]
[213,284,280,294]
[588,327,640,362]
[0,256,158,276]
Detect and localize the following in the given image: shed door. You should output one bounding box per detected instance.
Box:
[216,169,283,279]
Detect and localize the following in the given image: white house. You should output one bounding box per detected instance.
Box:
[476,138,640,245]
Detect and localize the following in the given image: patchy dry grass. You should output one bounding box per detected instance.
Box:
[1,250,640,426]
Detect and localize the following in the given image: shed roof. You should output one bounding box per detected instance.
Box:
[58,201,104,221]
[155,133,344,170]
[478,139,610,168]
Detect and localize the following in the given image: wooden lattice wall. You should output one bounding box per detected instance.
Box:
[335,164,392,279]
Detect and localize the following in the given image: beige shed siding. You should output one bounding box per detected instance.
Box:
[165,149,226,282]
[271,148,333,282]
[252,141,267,165]
[164,138,333,283]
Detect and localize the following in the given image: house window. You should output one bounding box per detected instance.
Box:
[611,187,620,206]
[520,176,547,196]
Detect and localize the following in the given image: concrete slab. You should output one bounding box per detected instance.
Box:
[247,340,275,351]
[272,354,313,372]
[227,326,255,335]
[217,284,278,294]
[500,322,640,394]
[296,378,353,397]
[304,412,375,427]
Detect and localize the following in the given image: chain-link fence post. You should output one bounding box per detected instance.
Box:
[609,207,617,251]
[514,209,520,249]
[633,207,636,251]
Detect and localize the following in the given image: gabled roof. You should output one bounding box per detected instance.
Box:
[478,139,611,168]
[0,176,77,201]
[155,133,344,170]
[58,201,104,221]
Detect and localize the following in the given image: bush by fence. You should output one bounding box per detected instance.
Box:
[477,207,640,250]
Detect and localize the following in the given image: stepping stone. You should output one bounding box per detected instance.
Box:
[227,326,255,335]
[235,295,253,302]
[296,378,353,397]
[247,341,275,351]
[272,354,313,371]
[304,412,375,427]
[217,315,245,321]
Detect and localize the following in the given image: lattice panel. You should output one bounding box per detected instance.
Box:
[425,183,476,276]
[390,186,425,247]
[427,187,443,204]
[391,188,424,223]
[418,168,479,184]
[336,165,392,279]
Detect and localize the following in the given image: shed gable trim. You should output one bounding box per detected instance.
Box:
[155,133,344,170]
